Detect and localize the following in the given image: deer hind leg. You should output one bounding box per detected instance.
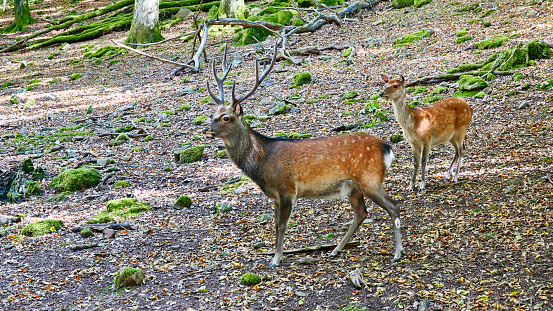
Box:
[409,145,422,191]
[419,143,431,191]
[270,195,294,268]
[331,187,367,257]
[447,142,461,182]
[454,136,467,182]
[368,188,403,263]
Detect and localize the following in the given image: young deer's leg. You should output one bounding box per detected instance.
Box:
[330,187,367,257]
[409,145,422,191]
[419,143,431,191]
[368,190,403,262]
[447,142,461,182]
[270,195,294,268]
[454,139,466,182]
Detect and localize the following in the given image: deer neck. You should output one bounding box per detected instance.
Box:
[223,124,267,175]
[390,92,414,129]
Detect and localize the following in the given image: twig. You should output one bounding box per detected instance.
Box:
[111,40,197,71]
[255,241,360,255]
[70,223,137,232]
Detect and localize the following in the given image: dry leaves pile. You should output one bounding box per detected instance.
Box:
[0,0,552,310]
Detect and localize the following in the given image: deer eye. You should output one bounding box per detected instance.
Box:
[393,85,398,88]
[222,116,230,123]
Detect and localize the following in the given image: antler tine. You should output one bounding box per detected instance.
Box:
[232,40,280,109]
[206,45,234,106]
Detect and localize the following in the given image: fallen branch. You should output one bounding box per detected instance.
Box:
[112,40,198,71]
[125,31,196,46]
[97,132,150,138]
[70,223,137,232]
[255,241,360,255]
[405,70,515,86]
[70,243,101,251]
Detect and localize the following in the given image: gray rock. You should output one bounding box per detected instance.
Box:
[122,85,134,92]
[66,149,79,158]
[73,136,85,141]
[318,55,332,61]
[0,215,10,225]
[297,256,319,265]
[97,158,110,168]
[256,213,274,223]
[103,228,116,239]
[253,242,266,249]
[518,101,529,109]
[268,103,288,116]
[176,7,193,20]
[50,145,62,152]
[229,52,244,67]
[41,93,59,101]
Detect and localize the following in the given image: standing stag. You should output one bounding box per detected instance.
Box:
[204,42,403,268]
[380,74,473,192]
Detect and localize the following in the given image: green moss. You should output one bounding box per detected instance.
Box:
[24,181,42,197]
[513,72,525,81]
[297,0,313,7]
[485,73,495,81]
[161,110,175,115]
[179,145,204,163]
[80,226,94,237]
[9,95,20,105]
[193,116,208,125]
[446,63,479,74]
[456,29,468,37]
[458,74,488,91]
[338,306,369,311]
[174,195,192,208]
[453,90,478,98]
[88,211,114,224]
[240,272,261,286]
[220,181,244,195]
[413,86,428,94]
[236,10,293,45]
[474,92,486,99]
[414,0,431,8]
[89,198,150,224]
[319,0,343,5]
[215,150,227,158]
[87,46,126,59]
[292,72,312,88]
[342,90,358,99]
[214,201,232,216]
[114,181,131,189]
[390,133,404,143]
[482,21,491,27]
[50,168,101,192]
[341,47,352,58]
[144,135,153,142]
[392,0,414,9]
[291,18,305,26]
[473,35,508,50]
[521,82,531,90]
[70,73,82,80]
[423,96,443,103]
[455,36,472,44]
[49,77,62,84]
[179,103,192,111]
[21,220,63,237]
[480,9,495,17]
[429,86,447,96]
[113,267,144,289]
[394,29,431,47]
[480,39,551,72]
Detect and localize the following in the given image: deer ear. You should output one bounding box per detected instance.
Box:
[234,103,244,116]
[398,75,405,84]
[381,74,390,82]
[209,105,218,112]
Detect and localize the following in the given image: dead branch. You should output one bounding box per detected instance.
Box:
[97,132,150,138]
[70,223,137,232]
[125,31,196,46]
[405,70,515,86]
[112,40,198,71]
[70,243,101,251]
[256,241,360,255]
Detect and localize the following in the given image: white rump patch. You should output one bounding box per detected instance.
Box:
[384,148,395,171]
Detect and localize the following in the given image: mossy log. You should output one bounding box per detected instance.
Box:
[405,70,515,87]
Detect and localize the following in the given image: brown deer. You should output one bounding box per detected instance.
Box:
[380,74,473,192]
[204,42,403,268]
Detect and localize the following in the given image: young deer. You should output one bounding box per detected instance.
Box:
[380,74,473,191]
[204,42,403,268]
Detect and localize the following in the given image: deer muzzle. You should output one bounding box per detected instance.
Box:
[203,127,214,138]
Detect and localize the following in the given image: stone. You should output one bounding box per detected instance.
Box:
[97,158,110,168]
[458,75,488,92]
[50,168,101,192]
[240,273,261,286]
[80,227,94,238]
[256,213,274,223]
[103,228,116,239]
[518,101,529,109]
[176,7,193,20]
[40,93,59,101]
[113,267,144,289]
[268,103,288,116]
[253,242,266,249]
[174,195,192,209]
[298,256,319,265]
[21,219,63,237]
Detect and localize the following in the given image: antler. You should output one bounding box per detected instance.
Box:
[206,44,233,106]
[231,40,280,110]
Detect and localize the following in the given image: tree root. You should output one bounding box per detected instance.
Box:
[405,70,514,87]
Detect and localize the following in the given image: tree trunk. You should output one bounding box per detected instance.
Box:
[2,0,34,33]
[126,0,164,45]
[219,0,245,19]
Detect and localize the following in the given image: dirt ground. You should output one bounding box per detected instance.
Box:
[0,0,552,310]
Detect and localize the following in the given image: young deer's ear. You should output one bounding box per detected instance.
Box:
[381,74,390,83]
[398,75,405,84]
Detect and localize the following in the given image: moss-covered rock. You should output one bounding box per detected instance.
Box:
[392,0,413,9]
[456,29,468,37]
[89,198,151,224]
[193,116,208,125]
[290,18,305,26]
[458,74,488,92]
[113,267,144,289]
[144,135,153,142]
[474,92,486,99]
[114,181,131,189]
[297,0,313,7]
[390,133,404,143]
[50,168,101,192]
[21,219,63,237]
[338,306,369,311]
[214,201,232,216]
[341,47,353,58]
[174,195,192,208]
[414,0,431,8]
[394,30,431,47]
[240,272,261,286]
[474,35,508,50]
[70,73,82,81]
[80,226,94,238]
[109,133,130,146]
[179,145,204,163]
[481,39,552,71]
[455,36,472,44]
[215,149,227,158]
[446,63,479,74]
[235,10,293,45]
[292,72,312,88]
[220,181,244,195]
[24,181,41,197]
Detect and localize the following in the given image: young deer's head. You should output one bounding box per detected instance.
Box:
[204,42,279,141]
[379,74,406,101]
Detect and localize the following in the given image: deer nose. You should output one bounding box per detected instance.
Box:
[202,127,209,134]
[379,92,384,97]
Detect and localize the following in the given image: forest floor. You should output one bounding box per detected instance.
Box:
[0,0,552,310]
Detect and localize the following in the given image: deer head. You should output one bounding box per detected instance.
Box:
[379,74,405,101]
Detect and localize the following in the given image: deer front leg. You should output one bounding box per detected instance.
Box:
[331,188,367,257]
[270,195,294,268]
[370,191,403,262]
[419,143,430,191]
[409,145,421,191]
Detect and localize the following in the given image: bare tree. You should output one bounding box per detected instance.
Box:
[126,0,164,45]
